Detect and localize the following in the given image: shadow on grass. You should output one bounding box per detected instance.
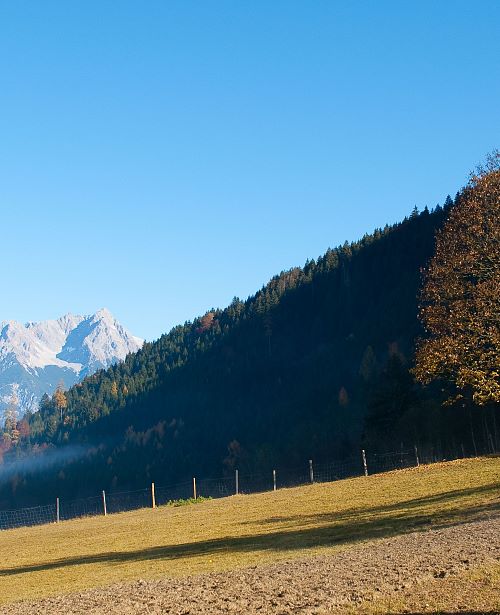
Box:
[240,481,500,528]
[1,482,498,577]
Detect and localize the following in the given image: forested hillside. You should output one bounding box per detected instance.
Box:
[2,198,496,508]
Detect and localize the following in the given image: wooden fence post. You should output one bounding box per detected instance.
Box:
[193,477,197,500]
[102,490,107,516]
[151,482,156,509]
[309,459,314,483]
[362,450,368,476]
[273,469,277,491]
[56,497,60,523]
[414,445,420,467]
[235,469,239,495]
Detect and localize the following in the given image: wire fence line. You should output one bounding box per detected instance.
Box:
[0,443,497,531]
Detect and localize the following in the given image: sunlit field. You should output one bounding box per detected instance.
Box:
[0,456,498,606]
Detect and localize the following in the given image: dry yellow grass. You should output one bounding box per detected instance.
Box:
[352,563,500,614]
[0,456,498,606]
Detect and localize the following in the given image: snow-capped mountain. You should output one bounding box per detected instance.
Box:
[0,309,143,419]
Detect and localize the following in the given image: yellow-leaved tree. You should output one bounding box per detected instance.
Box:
[53,381,68,422]
[414,152,500,405]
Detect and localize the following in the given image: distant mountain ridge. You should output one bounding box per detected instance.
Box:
[0,309,143,418]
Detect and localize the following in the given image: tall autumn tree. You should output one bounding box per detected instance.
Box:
[414,153,500,405]
[53,381,68,422]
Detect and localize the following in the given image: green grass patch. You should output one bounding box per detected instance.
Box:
[165,496,212,507]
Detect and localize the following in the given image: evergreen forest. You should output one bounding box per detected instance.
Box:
[1,190,498,508]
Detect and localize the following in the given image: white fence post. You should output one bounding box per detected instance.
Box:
[309,459,314,483]
[362,450,368,476]
[273,469,277,491]
[193,477,197,500]
[56,497,60,523]
[414,445,420,467]
[235,469,239,495]
[151,482,156,508]
[102,490,107,516]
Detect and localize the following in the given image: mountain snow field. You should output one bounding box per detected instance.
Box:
[0,309,143,419]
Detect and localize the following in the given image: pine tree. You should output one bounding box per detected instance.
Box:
[364,355,417,449]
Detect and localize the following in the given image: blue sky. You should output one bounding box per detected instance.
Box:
[1,1,499,341]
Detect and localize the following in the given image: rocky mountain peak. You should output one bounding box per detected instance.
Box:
[0,309,143,419]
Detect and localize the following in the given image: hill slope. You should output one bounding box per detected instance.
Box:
[0,457,498,612]
[4,203,478,507]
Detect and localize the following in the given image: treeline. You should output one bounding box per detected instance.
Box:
[1,197,497,507]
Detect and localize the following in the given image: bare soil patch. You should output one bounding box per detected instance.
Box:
[2,514,499,614]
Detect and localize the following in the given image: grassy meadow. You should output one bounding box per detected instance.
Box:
[0,456,498,606]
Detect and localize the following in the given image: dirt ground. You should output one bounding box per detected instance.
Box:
[2,515,499,615]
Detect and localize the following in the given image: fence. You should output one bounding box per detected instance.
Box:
[0,443,497,531]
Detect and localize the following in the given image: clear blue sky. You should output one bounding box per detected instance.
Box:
[1,1,499,341]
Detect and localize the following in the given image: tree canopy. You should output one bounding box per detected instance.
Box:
[414,153,500,405]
